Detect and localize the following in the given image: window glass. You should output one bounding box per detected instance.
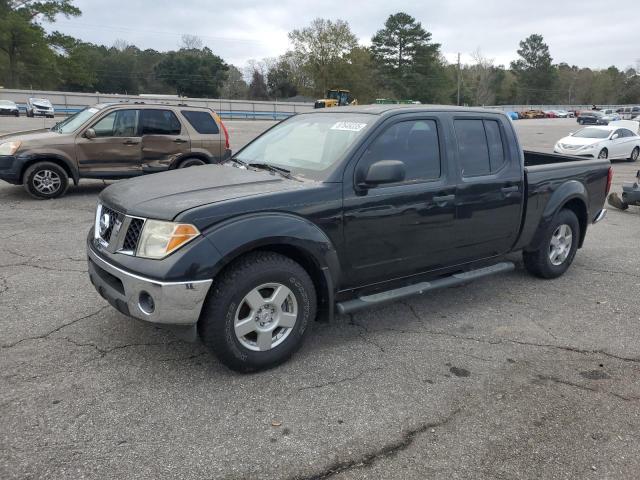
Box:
[181,110,219,134]
[484,120,505,171]
[613,129,624,138]
[92,110,139,137]
[455,119,491,177]
[360,119,441,184]
[141,109,181,135]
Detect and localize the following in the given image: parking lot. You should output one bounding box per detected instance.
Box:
[1,117,640,479]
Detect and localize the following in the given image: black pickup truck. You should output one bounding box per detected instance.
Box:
[87,105,611,371]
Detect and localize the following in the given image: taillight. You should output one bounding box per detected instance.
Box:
[605,166,613,195]
[212,112,230,150]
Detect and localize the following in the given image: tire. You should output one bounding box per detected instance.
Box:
[523,209,580,279]
[629,147,639,162]
[199,251,317,372]
[178,158,207,168]
[597,148,608,160]
[23,161,69,199]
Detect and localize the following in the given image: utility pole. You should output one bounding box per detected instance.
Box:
[456,53,461,106]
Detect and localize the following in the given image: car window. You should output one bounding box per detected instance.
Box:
[141,109,181,135]
[613,129,625,138]
[181,110,219,134]
[92,110,139,137]
[360,119,441,184]
[484,120,506,172]
[454,119,497,177]
[622,129,636,137]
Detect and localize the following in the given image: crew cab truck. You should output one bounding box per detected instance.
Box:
[86,105,611,372]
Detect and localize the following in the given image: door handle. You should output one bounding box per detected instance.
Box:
[433,194,455,205]
[173,138,187,144]
[501,186,519,193]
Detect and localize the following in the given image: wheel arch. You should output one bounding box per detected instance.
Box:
[19,154,78,185]
[170,152,214,169]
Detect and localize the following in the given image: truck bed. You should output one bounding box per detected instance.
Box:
[524,150,591,167]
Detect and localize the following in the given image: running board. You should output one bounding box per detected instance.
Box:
[336,262,515,315]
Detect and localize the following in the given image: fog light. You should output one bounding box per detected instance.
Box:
[138,291,155,315]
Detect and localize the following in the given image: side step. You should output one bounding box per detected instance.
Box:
[336,262,515,315]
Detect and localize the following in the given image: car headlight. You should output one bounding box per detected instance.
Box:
[0,141,21,155]
[581,144,596,150]
[137,220,200,259]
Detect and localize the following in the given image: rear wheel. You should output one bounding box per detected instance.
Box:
[523,209,580,279]
[178,158,206,168]
[198,251,316,372]
[23,161,69,199]
[629,147,639,162]
[598,148,608,160]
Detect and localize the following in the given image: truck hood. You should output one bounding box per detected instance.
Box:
[100,164,304,220]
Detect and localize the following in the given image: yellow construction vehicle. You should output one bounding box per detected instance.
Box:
[314,89,357,109]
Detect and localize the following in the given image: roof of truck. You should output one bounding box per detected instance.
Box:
[309,104,507,116]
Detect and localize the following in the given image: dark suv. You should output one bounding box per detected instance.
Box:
[0,103,231,199]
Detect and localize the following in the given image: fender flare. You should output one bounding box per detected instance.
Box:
[203,212,341,320]
[17,152,79,184]
[526,180,588,251]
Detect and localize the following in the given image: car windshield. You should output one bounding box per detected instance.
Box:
[572,128,611,139]
[234,113,374,180]
[53,106,101,134]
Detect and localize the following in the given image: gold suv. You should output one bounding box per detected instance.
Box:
[0,102,231,198]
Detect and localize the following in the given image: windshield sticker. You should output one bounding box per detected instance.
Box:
[87,108,99,113]
[330,121,367,132]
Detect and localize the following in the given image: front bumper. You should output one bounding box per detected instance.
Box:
[87,245,212,326]
[0,155,21,184]
[553,147,594,158]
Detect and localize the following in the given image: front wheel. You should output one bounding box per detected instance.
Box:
[598,149,608,160]
[629,147,639,162]
[23,162,69,199]
[178,158,206,168]
[199,252,317,372]
[523,209,580,279]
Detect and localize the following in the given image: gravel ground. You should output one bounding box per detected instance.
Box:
[1,116,640,479]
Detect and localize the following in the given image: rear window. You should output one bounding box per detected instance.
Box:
[181,110,219,134]
[454,119,506,177]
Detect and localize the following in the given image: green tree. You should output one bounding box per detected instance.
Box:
[510,34,556,104]
[370,12,431,73]
[154,47,228,97]
[288,18,358,95]
[267,57,298,98]
[247,69,268,100]
[0,0,80,87]
[221,65,248,99]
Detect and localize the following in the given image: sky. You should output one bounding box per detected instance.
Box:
[44,0,640,70]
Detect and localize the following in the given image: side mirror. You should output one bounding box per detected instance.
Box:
[611,133,619,140]
[568,132,574,136]
[84,128,96,139]
[359,160,405,189]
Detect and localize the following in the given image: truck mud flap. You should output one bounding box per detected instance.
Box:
[336,262,515,315]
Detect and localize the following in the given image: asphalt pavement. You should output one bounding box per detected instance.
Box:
[1,117,640,479]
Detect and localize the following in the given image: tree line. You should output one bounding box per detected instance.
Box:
[1,1,639,105]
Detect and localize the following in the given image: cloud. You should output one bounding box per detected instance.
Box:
[46,0,639,69]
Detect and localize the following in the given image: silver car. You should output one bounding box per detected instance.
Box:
[26,98,55,118]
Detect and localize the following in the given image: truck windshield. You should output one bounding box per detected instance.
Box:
[234,113,373,180]
[572,128,610,139]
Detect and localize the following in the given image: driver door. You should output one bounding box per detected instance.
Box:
[76,109,142,177]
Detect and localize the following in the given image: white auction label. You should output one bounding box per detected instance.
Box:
[330,121,367,132]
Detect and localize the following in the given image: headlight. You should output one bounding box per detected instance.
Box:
[581,144,596,150]
[0,141,21,155]
[137,220,200,259]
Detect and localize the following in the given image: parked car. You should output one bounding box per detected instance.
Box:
[26,97,55,118]
[0,102,231,199]
[86,105,611,371]
[523,109,546,119]
[554,121,640,161]
[616,106,640,120]
[577,110,608,125]
[544,110,558,118]
[601,109,621,123]
[551,110,572,118]
[0,100,20,117]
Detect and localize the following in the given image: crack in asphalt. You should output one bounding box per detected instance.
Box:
[290,367,384,399]
[0,262,87,273]
[348,314,386,354]
[537,375,640,402]
[575,265,640,279]
[1,306,110,349]
[62,337,183,358]
[291,407,462,479]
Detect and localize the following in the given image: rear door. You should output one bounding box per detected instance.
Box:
[608,129,627,159]
[76,108,141,177]
[180,109,224,160]
[449,116,524,262]
[140,109,190,172]
[342,116,458,287]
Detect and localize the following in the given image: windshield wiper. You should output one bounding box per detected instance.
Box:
[247,162,294,179]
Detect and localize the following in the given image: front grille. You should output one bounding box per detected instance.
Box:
[100,206,118,243]
[122,218,144,252]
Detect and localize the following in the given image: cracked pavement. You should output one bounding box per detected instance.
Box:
[1,118,640,479]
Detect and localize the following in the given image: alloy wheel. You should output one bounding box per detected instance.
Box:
[549,224,573,266]
[32,169,62,195]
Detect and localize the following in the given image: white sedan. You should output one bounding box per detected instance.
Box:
[554,121,640,161]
